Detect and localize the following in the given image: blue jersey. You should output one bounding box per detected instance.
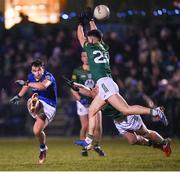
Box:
[27,71,57,108]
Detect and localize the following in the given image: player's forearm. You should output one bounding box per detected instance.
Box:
[73,83,92,97]
[18,86,29,97]
[89,20,97,30]
[78,87,92,97]
[77,24,86,47]
[73,83,98,98]
[28,82,46,90]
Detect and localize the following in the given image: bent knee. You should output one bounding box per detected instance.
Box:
[127,137,138,145]
[141,130,151,138]
[129,139,138,145]
[33,128,42,137]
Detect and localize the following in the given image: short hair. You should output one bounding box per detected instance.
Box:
[31,59,44,68]
[87,29,103,40]
[81,49,86,53]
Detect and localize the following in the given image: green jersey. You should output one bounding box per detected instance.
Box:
[72,66,95,103]
[83,42,112,82]
[102,104,126,120]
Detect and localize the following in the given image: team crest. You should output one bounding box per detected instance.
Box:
[85,79,95,88]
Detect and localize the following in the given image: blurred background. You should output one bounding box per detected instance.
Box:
[0,0,179,138]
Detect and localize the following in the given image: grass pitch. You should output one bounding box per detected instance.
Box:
[0,137,180,171]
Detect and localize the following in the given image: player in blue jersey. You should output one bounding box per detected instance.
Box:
[10,59,57,164]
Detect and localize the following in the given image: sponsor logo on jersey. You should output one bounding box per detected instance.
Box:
[80,74,86,78]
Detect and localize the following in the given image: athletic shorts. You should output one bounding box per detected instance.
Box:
[114,115,144,135]
[96,77,119,100]
[27,99,56,123]
[76,101,89,116]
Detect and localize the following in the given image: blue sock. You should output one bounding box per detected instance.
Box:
[40,144,46,150]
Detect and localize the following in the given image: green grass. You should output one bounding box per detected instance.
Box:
[0,137,180,171]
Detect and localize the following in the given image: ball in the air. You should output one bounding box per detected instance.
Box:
[93,5,110,20]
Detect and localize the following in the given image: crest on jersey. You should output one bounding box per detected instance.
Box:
[45,75,51,81]
[72,75,77,80]
[84,79,95,88]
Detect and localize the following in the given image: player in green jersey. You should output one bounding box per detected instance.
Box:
[72,82,171,157]
[71,50,105,156]
[75,9,168,149]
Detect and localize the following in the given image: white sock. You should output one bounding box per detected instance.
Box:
[85,136,93,144]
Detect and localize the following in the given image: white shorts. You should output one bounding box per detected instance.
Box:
[114,115,144,135]
[76,101,89,116]
[97,77,119,100]
[27,99,56,123]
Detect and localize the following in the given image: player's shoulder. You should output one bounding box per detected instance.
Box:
[83,41,94,49]
[98,41,109,50]
[102,41,109,50]
[44,71,55,80]
[45,70,53,76]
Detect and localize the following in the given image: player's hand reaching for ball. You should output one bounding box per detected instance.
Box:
[85,7,94,21]
[78,11,86,26]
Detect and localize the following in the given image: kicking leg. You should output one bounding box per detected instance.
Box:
[107,94,168,126]
[108,94,151,115]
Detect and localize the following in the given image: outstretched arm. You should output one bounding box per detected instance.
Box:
[77,24,87,47]
[15,78,52,91]
[89,20,97,30]
[73,82,96,97]
[10,85,29,104]
[18,85,29,97]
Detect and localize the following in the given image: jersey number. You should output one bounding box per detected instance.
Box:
[93,50,109,64]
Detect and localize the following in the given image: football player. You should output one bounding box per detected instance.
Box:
[10,59,57,164]
[71,50,105,156]
[75,8,168,148]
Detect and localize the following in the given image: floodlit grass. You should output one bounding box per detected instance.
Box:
[0,137,179,171]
